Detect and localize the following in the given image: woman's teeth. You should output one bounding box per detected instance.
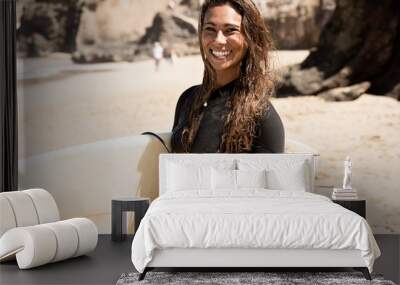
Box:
[211,49,230,58]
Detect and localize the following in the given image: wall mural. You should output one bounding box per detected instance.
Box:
[16,0,400,234]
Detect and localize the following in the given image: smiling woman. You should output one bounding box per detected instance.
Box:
[201,5,247,85]
[171,0,284,153]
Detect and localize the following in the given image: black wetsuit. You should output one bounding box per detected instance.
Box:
[171,80,285,153]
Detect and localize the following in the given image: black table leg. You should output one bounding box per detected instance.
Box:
[112,201,123,241]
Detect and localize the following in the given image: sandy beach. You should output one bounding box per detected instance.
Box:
[17,50,309,158]
[17,51,400,233]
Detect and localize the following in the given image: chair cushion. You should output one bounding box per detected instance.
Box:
[0,196,16,237]
[0,218,98,269]
[0,189,60,237]
[0,191,39,227]
[24,188,60,223]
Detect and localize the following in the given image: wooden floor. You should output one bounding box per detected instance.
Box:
[0,235,399,285]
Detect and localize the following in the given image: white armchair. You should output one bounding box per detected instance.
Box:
[0,188,98,269]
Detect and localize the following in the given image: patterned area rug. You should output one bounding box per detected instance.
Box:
[116,272,396,285]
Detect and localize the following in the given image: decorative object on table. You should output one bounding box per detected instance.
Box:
[332,199,366,218]
[116,271,394,285]
[112,197,150,242]
[0,188,98,269]
[343,155,352,190]
[332,188,359,200]
[332,156,359,200]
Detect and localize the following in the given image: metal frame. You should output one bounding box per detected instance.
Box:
[138,267,371,281]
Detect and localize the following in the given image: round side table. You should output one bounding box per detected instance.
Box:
[111,197,150,242]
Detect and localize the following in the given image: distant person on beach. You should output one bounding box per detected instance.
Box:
[171,0,284,153]
[152,42,164,71]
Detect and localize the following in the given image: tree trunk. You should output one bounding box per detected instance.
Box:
[277,0,400,100]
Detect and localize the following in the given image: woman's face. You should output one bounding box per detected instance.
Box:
[201,5,247,76]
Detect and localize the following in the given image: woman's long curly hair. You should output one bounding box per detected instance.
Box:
[181,0,275,153]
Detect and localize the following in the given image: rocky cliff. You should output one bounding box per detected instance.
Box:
[17,0,82,57]
[17,0,336,62]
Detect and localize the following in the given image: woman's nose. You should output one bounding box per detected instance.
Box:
[215,30,227,44]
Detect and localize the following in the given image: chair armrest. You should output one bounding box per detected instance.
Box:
[0,218,97,269]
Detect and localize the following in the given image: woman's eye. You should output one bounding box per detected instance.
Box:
[204,27,215,32]
[226,28,239,34]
